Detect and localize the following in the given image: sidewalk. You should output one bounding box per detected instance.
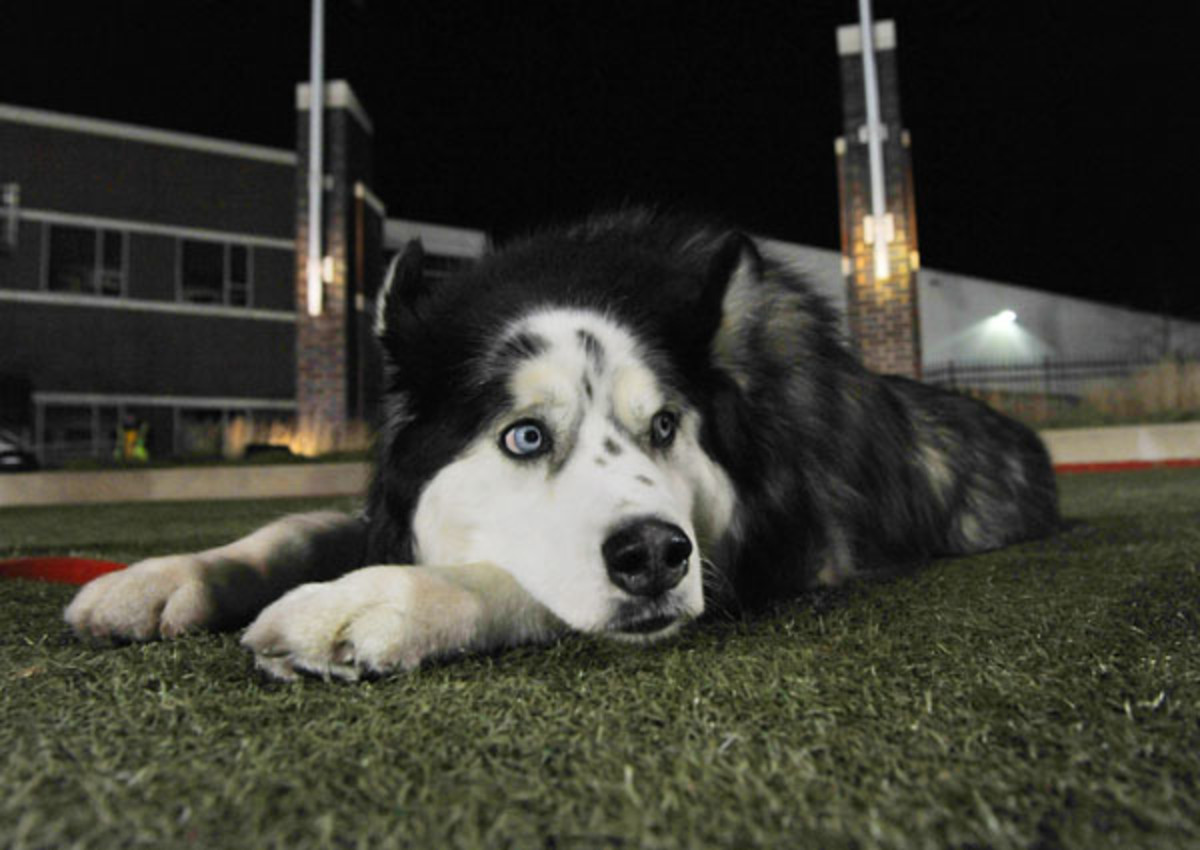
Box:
[2,422,1199,507]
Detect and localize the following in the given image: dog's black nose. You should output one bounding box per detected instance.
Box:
[602,519,692,597]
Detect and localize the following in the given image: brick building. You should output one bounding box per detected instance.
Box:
[0,85,485,464]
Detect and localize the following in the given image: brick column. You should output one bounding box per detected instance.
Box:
[294,80,382,429]
[835,20,922,378]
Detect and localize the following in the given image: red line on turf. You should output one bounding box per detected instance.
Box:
[1055,458,1200,474]
[0,557,127,585]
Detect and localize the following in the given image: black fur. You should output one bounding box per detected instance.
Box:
[367,210,1059,607]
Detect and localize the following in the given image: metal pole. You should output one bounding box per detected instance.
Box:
[354,187,365,420]
[306,0,325,317]
[858,0,890,282]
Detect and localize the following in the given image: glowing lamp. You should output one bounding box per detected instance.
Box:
[306,258,323,316]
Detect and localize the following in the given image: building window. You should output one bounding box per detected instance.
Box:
[45,225,126,296]
[39,404,120,464]
[229,244,250,306]
[180,240,223,303]
[1,183,18,254]
[99,230,124,295]
[179,239,254,306]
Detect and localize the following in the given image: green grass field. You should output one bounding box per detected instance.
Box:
[2,471,1198,849]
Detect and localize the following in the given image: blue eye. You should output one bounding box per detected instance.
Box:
[501,420,550,458]
[651,410,677,447]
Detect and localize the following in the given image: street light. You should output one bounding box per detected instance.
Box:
[306,0,325,317]
[857,0,890,283]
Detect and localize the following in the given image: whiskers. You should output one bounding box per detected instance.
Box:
[698,555,738,619]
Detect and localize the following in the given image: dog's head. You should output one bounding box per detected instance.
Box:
[372,214,758,639]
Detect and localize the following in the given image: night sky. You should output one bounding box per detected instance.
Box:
[5,1,1197,317]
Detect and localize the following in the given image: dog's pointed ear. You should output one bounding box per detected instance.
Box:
[695,230,762,341]
[374,240,427,340]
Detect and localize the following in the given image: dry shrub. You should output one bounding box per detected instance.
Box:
[974,389,1069,426]
[1082,359,1200,419]
[223,416,372,460]
[966,359,1200,428]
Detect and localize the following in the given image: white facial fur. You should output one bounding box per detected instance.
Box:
[411,308,735,637]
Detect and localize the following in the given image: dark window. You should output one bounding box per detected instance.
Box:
[98,406,120,458]
[229,244,250,306]
[42,405,95,463]
[46,225,125,296]
[47,226,96,293]
[99,230,124,296]
[1,183,18,254]
[180,240,253,306]
[180,240,224,303]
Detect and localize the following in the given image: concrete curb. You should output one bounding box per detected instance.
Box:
[1040,422,1200,472]
[0,462,370,508]
[1,422,1198,507]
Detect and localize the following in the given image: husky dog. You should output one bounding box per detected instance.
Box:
[65,210,1059,680]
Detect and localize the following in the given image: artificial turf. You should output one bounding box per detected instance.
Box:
[1,471,1198,849]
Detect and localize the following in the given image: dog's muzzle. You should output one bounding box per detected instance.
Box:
[601,518,692,598]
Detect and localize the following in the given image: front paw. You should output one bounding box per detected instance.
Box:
[64,555,214,642]
[240,567,484,682]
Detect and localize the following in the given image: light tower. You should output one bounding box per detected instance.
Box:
[294,80,383,432]
[834,11,922,377]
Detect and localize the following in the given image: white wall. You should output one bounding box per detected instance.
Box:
[384,218,489,259]
[762,230,1200,367]
[917,268,1200,366]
